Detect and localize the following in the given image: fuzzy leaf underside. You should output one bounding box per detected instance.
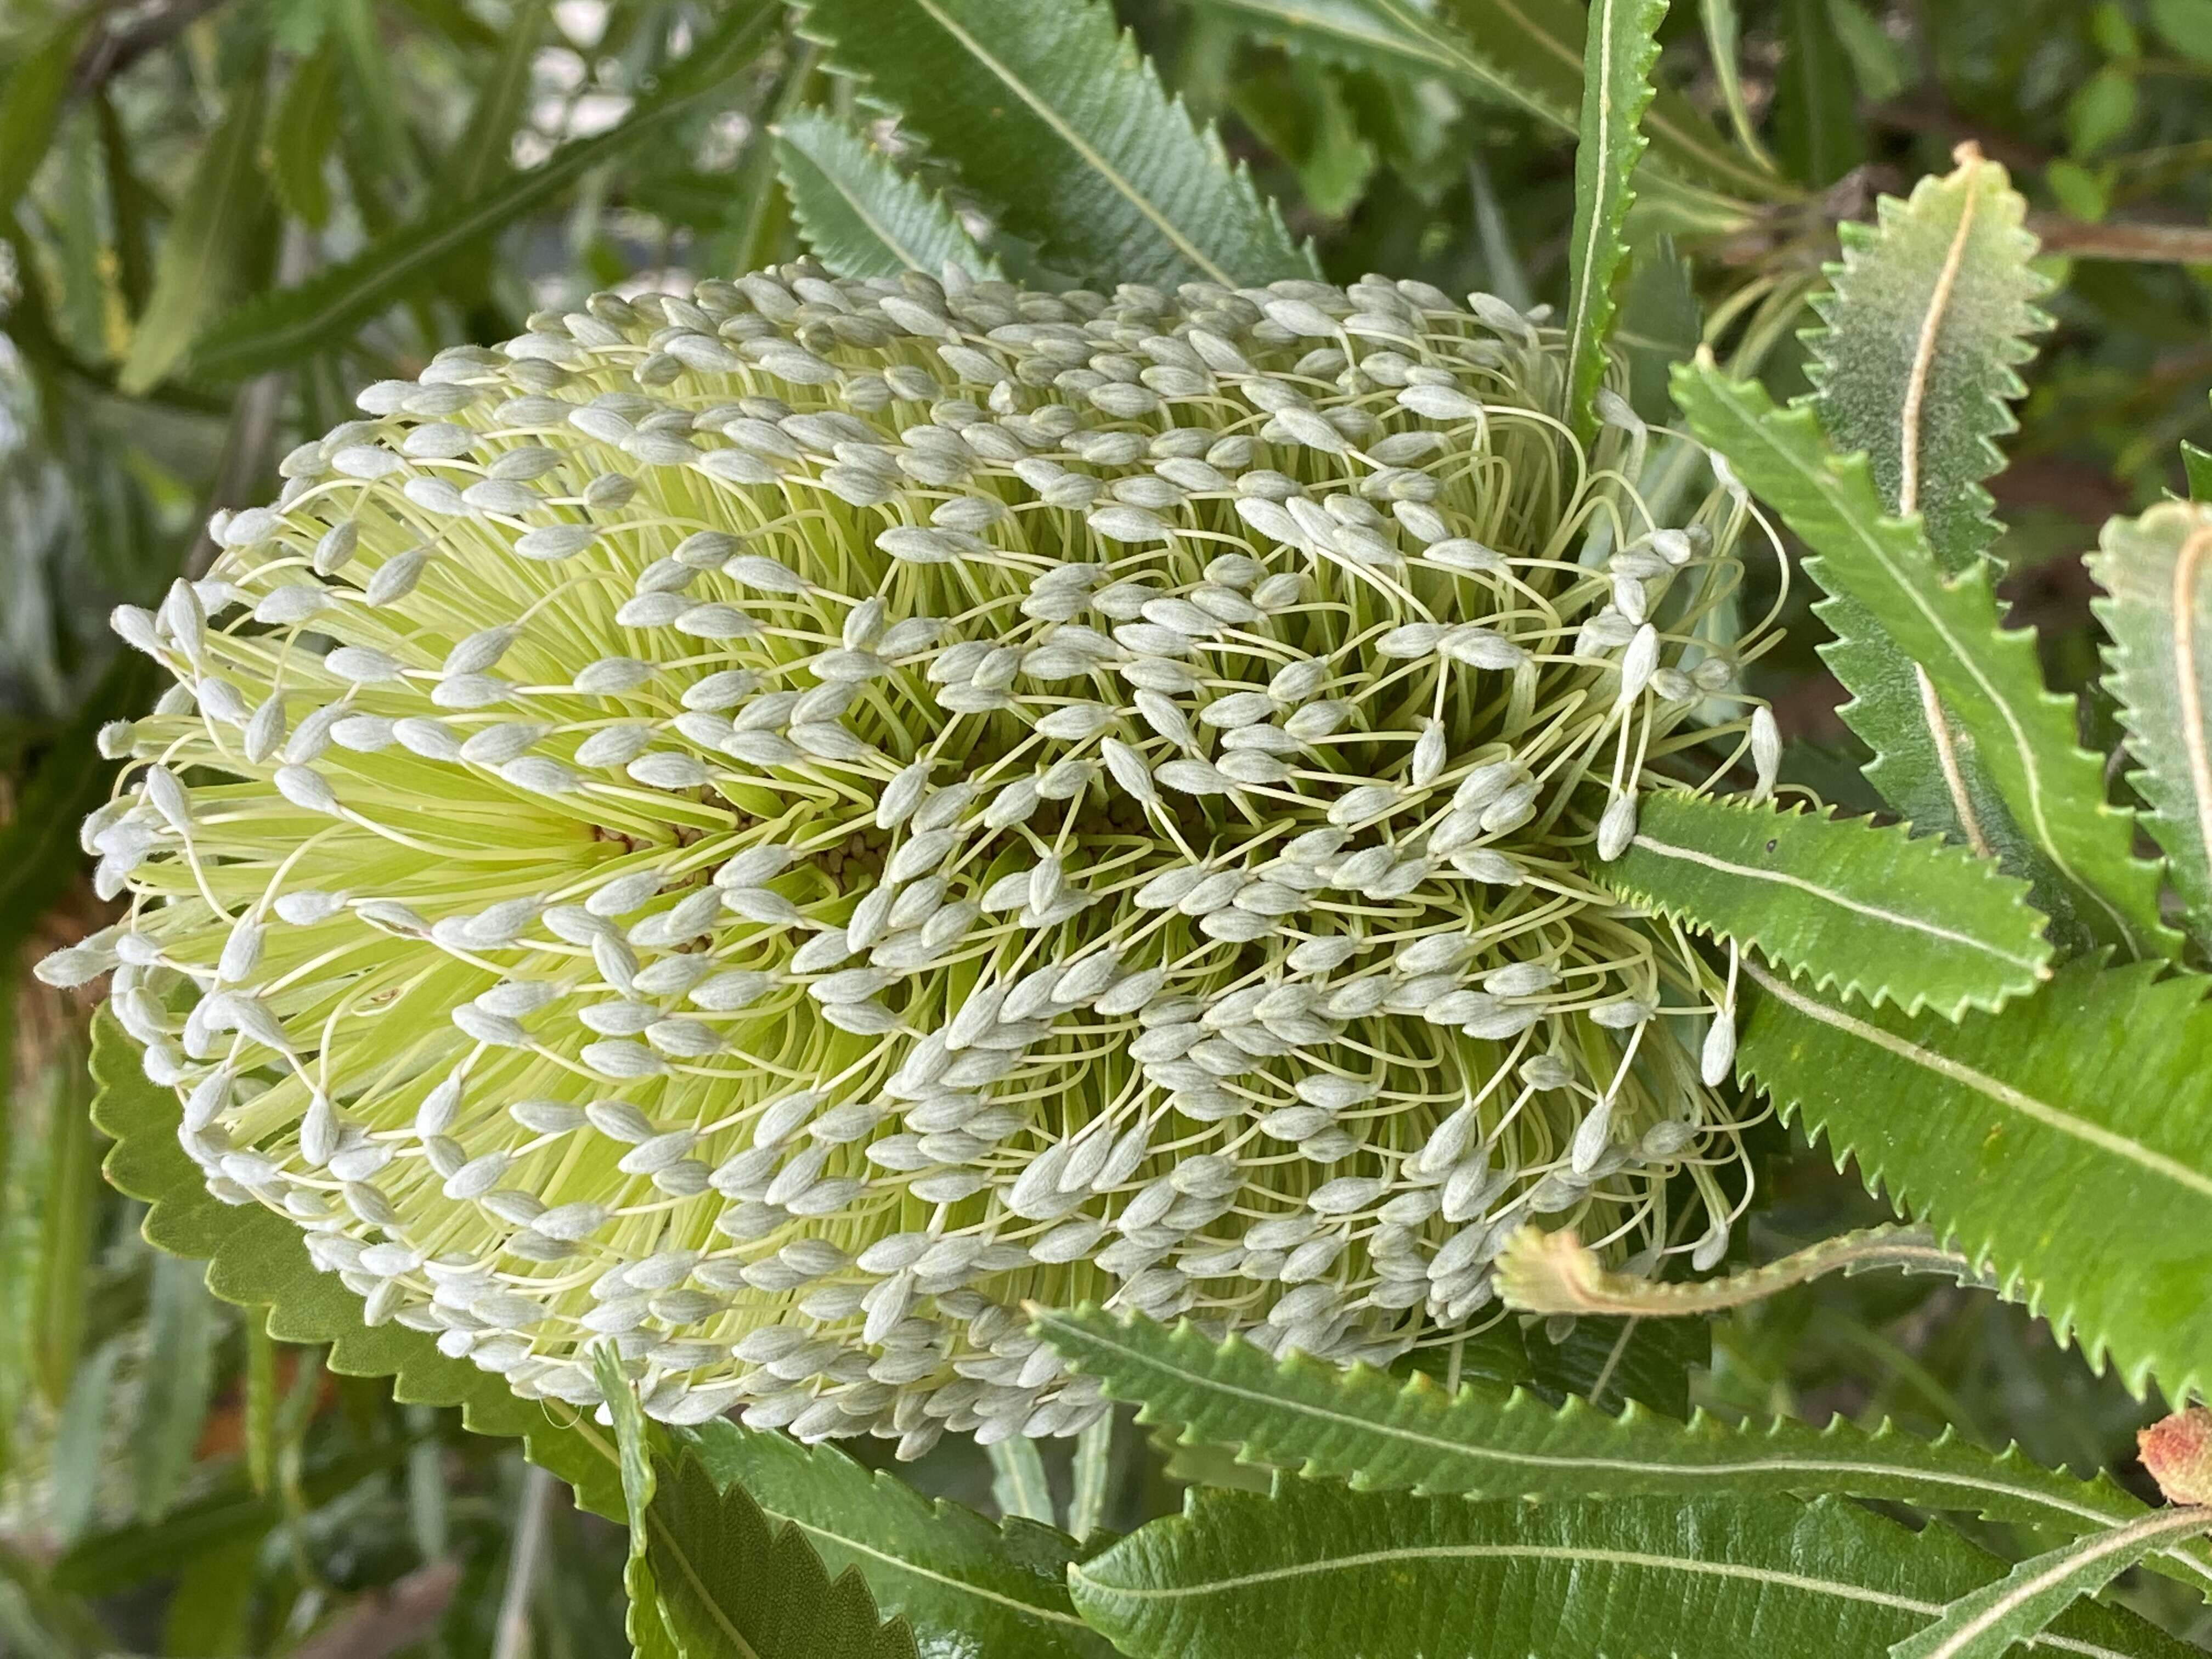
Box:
[1793,150,2062,877]
[773,108,1003,282]
[1033,1307,2212,1596]
[685,1420,1118,1659]
[797,0,1314,290]
[1802,148,2051,578]
[1559,0,1665,443]
[2091,500,2212,954]
[1891,1508,2212,1659]
[88,1011,625,1521]
[1600,791,2052,1018]
[1068,1487,2191,1659]
[1673,362,2176,962]
[1739,957,2212,1403]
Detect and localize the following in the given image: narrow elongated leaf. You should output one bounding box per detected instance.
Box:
[439,0,550,200]
[596,1345,681,1659]
[267,44,341,228]
[1892,1508,2212,1659]
[1699,0,1774,166]
[2092,501,2212,952]
[90,1012,626,1520]
[32,1054,99,1408]
[48,1340,123,1547]
[989,1437,1056,1525]
[686,1419,1118,1659]
[185,4,777,381]
[1034,1307,2212,1595]
[118,63,271,394]
[1448,0,1782,198]
[1560,0,1666,442]
[1799,151,2061,878]
[1070,1414,1115,1543]
[131,1254,220,1520]
[774,108,1000,280]
[0,13,93,218]
[1070,1488,2190,1659]
[1673,360,2176,961]
[1739,956,2212,1402]
[1600,791,2052,1017]
[797,0,1314,289]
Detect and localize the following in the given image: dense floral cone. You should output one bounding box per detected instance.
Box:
[43,263,1776,1452]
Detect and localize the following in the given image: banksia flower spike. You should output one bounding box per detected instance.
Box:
[47,263,1778,1454]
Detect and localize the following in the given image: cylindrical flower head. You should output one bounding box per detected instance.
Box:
[56,264,1774,1452]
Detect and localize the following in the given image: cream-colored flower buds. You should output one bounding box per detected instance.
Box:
[48,262,1772,1453]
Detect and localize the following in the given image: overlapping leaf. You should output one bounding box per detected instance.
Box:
[797,0,1314,289]
[1892,1508,2212,1659]
[2091,501,2212,953]
[89,1011,625,1520]
[1600,791,2052,1017]
[1034,1307,2212,1594]
[774,107,1001,280]
[1559,0,1665,442]
[686,1419,1118,1659]
[1070,1487,2190,1659]
[1673,360,2176,961]
[1738,957,2212,1403]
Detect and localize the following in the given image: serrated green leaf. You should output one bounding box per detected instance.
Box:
[1069,1487,2191,1659]
[1892,1506,2212,1659]
[0,13,93,220]
[1560,0,1665,443]
[1672,359,2177,962]
[267,44,340,228]
[1739,956,2212,1403]
[773,107,1000,280]
[2091,500,2212,954]
[599,1354,919,1659]
[117,61,271,395]
[183,4,778,382]
[89,1011,627,1521]
[1804,147,2050,579]
[1034,1306,2212,1596]
[796,0,1314,290]
[685,1419,1118,1659]
[1599,791,2052,1018]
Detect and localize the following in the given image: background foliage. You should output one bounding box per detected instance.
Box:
[7,0,2212,1653]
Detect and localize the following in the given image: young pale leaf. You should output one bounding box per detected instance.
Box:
[1673,359,2176,962]
[89,1011,626,1521]
[795,0,1315,289]
[184,3,778,382]
[989,1437,1056,1525]
[595,1345,679,1659]
[1560,0,1666,442]
[117,62,270,394]
[1032,1306,2212,1596]
[774,107,1001,280]
[1070,1414,1115,1543]
[684,1419,1118,1659]
[2091,500,2212,953]
[1069,1488,2190,1659]
[1740,957,2212,1403]
[1798,149,2058,870]
[1599,791,2052,1018]
[1891,1507,2212,1659]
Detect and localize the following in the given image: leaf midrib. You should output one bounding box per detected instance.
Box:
[1748,961,2212,1200]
